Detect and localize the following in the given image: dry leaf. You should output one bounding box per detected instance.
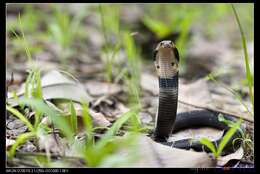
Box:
[89,109,111,127]
[39,134,67,156]
[217,147,244,166]
[118,134,216,168]
[179,79,212,107]
[7,70,93,106]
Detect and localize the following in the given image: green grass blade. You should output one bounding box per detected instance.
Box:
[6,105,34,132]
[24,70,33,98]
[142,15,171,38]
[96,110,133,149]
[7,132,35,159]
[34,70,42,99]
[231,4,254,110]
[199,138,217,158]
[18,13,32,63]
[216,119,242,156]
[84,110,135,167]
[17,98,74,141]
[218,114,244,136]
[81,101,93,144]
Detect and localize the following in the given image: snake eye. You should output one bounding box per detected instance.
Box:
[157,65,160,69]
[171,62,174,66]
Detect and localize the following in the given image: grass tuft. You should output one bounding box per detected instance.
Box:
[231,4,254,112]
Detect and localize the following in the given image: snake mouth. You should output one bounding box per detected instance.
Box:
[159,40,174,48]
[160,44,172,49]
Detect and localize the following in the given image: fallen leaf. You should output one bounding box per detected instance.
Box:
[69,102,111,128]
[89,109,111,127]
[217,146,244,166]
[7,70,93,106]
[39,134,67,156]
[41,101,111,133]
[179,79,212,107]
[117,134,216,167]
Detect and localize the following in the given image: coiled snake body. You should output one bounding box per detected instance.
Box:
[153,40,243,155]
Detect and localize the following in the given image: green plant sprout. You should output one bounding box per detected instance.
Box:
[48,5,86,65]
[199,119,242,158]
[98,4,121,82]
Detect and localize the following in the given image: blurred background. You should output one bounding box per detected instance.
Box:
[6,3,254,116]
[6,3,253,81]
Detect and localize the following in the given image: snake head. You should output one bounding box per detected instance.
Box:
[153,40,179,77]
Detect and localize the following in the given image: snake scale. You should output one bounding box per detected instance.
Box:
[152,40,244,155]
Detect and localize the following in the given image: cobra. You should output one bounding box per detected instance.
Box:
[153,40,243,155]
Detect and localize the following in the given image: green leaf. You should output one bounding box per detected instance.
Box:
[218,114,244,136]
[81,101,93,144]
[231,4,254,111]
[199,138,217,158]
[142,15,172,38]
[216,119,242,156]
[7,132,35,159]
[18,98,74,141]
[35,70,42,99]
[96,110,134,150]
[24,70,33,98]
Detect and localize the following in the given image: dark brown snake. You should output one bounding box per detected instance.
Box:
[152,40,244,155]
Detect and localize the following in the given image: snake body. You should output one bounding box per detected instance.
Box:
[153,40,243,155]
